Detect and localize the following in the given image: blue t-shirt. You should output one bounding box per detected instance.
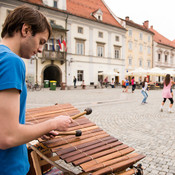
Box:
[0,45,30,175]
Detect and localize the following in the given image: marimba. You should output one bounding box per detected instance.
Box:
[26,104,145,175]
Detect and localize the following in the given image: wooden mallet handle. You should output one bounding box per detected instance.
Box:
[71,108,92,120]
[59,130,82,136]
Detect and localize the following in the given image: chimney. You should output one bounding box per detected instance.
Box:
[150,25,153,29]
[143,20,149,28]
[125,16,129,21]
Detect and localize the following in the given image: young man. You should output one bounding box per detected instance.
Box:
[0,6,72,175]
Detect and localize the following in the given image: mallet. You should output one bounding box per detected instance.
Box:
[59,130,82,137]
[71,108,92,120]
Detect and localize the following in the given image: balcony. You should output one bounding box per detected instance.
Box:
[41,50,66,64]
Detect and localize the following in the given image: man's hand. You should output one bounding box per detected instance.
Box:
[41,130,59,140]
[52,115,73,131]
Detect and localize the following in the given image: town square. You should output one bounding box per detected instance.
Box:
[0,0,175,174]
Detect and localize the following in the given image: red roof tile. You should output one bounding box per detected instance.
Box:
[121,18,154,35]
[67,0,123,28]
[20,0,124,29]
[21,0,43,5]
[149,26,175,48]
[66,0,124,29]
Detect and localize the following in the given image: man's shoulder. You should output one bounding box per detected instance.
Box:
[0,45,24,64]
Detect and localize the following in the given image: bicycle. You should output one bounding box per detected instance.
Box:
[32,83,42,91]
[27,82,42,91]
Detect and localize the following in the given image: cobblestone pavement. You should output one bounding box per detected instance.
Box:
[27,87,175,175]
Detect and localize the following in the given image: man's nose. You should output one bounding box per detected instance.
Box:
[38,46,43,53]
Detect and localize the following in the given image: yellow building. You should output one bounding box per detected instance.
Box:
[121,17,154,82]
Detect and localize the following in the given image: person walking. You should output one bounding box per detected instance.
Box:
[131,76,136,93]
[160,74,174,113]
[0,6,72,175]
[141,77,154,104]
[73,76,77,88]
[125,77,129,92]
[81,80,86,89]
[104,77,108,88]
[122,79,126,92]
[170,76,174,97]
[110,78,115,88]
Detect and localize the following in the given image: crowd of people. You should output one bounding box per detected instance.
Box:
[122,74,175,113]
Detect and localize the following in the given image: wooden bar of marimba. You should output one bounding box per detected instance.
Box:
[26,104,145,175]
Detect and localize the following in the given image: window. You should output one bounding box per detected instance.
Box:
[114,46,120,59]
[128,30,132,37]
[148,35,151,42]
[97,44,104,57]
[115,36,119,42]
[98,16,101,20]
[139,59,142,66]
[165,55,168,62]
[98,32,103,38]
[54,0,58,8]
[158,54,161,61]
[76,40,85,55]
[147,60,151,68]
[77,70,84,81]
[128,41,132,50]
[140,32,143,40]
[147,47,151,54]
[129,57,132,65]
[45,39,54,51]
[171,57,173,64]
[139,44,143,52]
[78,27,83,34]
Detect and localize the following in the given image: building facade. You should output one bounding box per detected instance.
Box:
[120,17,154,81]
[0,0,127,87]
[150,26,175,69]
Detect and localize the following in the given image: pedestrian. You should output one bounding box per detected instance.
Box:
[81,80,86,89]
[131,76,136,93]
[170,76,173,97]
[122,79,126,92]
[73,76,77,88]
[141,77,154,104]
[160,74,174,113]
[0,6,73,175]
[100,78,103,88]
[125,77,129,92]
[110,78,115,88]
[104,77,108,88]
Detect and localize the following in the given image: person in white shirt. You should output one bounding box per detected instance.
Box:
[141,77,154,104]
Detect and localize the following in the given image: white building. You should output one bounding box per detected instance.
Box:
[149,25,175,82]
[0,0,127,87]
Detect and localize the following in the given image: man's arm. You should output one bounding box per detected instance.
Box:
[0,89,72,150]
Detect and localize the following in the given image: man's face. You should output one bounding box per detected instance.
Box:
[20,29,49,59]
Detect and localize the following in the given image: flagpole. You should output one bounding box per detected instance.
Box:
[65,14,69,88]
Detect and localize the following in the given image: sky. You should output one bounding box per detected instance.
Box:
[104,0,175,41]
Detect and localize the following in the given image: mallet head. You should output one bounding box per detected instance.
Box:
[75,130,82,137]
[84,108,92,115]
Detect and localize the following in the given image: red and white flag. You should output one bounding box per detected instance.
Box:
[62,39,67,52]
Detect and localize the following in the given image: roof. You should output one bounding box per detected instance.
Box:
[149,26,175,48]
[121,18,154,35]
[21,0,125,30]
[66,0,125,29]
[20,0,43,5]
[50,22,68,31]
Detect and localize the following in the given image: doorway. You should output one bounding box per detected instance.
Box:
[43,65,62,87]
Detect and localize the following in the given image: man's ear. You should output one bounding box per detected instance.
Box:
[21,24,31,37]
